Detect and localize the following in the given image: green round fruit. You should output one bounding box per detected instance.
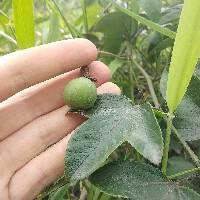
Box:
[63,77,97,110]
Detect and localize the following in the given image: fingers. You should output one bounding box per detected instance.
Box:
[0,61,111,141]
[8,82,121,200]
[0,39,97,101]
[97,82,121,95]
[9,135,71,200]
[0,82,119,176]
[1,106,83,177]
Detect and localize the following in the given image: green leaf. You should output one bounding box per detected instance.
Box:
[108,58,125,76]
[145,32,174,63]
[160,68,200,141]
[93,12,137,54]
[76,1,102,32]
[113,2,176,39]
[50,186,67,200]
[130,0,140,14]
[36,176,67,199]
[87,1,102,29]
[47,11,60,43]
[51,0,79,38]
[65,94,163,185]
[166,0,200,113]
[90,161,200,200]
[173,72,200,141]
[167,156,194,177]
[12,0,35,48]
[0,10,9,24]
[140,0,161,22]
[159,4,182,25]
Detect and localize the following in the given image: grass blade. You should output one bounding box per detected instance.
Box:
[112,2,176,39]
[12,0,35,48]
[166,0,200,113]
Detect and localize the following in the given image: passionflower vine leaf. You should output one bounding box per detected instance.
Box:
[90,161,200,200]
[65,94,163,185]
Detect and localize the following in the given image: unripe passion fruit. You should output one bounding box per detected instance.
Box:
[64,77,97,110]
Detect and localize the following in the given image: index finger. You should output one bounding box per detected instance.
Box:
[0,38,97,102]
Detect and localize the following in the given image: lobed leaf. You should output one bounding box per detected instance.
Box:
[65,94,163,185]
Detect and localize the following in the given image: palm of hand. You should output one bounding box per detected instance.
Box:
[0,39,120,200]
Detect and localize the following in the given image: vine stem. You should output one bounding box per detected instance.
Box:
[127,42,135,103]
[162,113,173,176]
[131,58,160,108]
[168,167,200,180]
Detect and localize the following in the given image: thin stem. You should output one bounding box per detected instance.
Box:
[162,114,173,176]
[172,126,200,167]
[168,167,200,180]
[98,50,126,60]
[0,31,17,46]
[51,0,77,38]
[131,58,160,108]
[127,42,135,103]
[81,0,88,33]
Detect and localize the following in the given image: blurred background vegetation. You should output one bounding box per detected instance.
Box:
[0,0,183,105]
[4,1,200,200]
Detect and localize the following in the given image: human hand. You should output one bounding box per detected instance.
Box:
[0,39,120,200]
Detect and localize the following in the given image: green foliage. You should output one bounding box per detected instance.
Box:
[50,186,67,200]
[65,94,163,185]
[1,0,200,199]
[0,10,9,24]
[12,0,35,48]
[160,68,200,141]
[90,160,200,200]
[167,156,194,176]
[108,58,125,75]
[140,0,161,22]
[166,0,200,113]
[94,11,137,61]
[47,11,60,43]
[113,2,176,39]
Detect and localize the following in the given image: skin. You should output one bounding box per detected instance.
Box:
[0,39,121,200]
